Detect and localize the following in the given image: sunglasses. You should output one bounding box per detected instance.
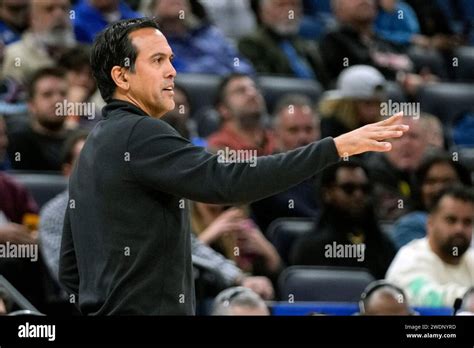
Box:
[336,183,371,195]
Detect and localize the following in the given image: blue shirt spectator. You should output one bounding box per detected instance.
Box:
[375,1,421,46]
[166,24,254,75]
[391,211,428,250]
[0,20,20,45]
[73,0,141,44]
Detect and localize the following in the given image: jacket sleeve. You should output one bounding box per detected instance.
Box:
[127,117,340,205]
[58,205,80,303]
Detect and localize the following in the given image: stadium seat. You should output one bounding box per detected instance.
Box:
[385,81,407,103]
[407,46,448,79]
[266,217,317,264]
[417,83,474,124]
[8,172,68,209]
[175,73,220,118]
[258,76,323,114]
[454,46,474,82]
[278,266,375,302]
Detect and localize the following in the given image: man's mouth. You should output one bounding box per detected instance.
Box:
[163,85,174,92]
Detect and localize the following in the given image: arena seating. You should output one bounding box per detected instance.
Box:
[278,266,375,302]
[7,172,68,209]
[266,217,317,265]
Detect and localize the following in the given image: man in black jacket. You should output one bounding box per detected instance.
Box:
[58,18,409,315]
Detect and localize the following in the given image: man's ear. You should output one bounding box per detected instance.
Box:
[217,103,231,122]
[110,66,129,93]
[322,187,332,203]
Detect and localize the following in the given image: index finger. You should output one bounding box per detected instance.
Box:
[378,112,404,126]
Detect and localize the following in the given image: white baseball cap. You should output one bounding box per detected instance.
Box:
[327,65,387,100]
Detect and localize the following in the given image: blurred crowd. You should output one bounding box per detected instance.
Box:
[0,0,473,316]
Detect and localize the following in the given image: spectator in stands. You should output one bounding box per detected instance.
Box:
[359,280,415,315]
[207,73,277,156]
[392,151,471,250]
[365,116,429,223]
[211,286,270,315]
[2,0,76,83]
[191,234,275,301]
[0,114,38,232]
[290,160,396,279]
[319,65,386,138]
[150,0,254,75]
[238,0,329,86]
[375,0,429,49]
[161,83,206,147]
[0,116,41,308]
[320,0,437,94]
[39,131,87,285]
[73,0,140,44]
[273,94,320,152]
[458,288,474,315]
[386,186,474,307]
[405,0,462,51]
[7,67,75,171]
[199,0,257,41]
[0,172,38,243]
[424,113,445,149]
[57,46,105,129]
[299,0,337,41]
[0,0,29,45]
[192,202,283,285]
[250,94,321,232]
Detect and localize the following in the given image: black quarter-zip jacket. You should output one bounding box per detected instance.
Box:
[59,99,340,315]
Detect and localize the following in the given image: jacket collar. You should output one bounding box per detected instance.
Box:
[102,99,149,119]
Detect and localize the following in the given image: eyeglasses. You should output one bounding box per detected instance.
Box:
[336,183,371,195]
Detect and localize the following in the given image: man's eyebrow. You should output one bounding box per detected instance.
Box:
[150,52,175,60]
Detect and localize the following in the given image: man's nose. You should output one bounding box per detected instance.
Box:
[166,61,177,79]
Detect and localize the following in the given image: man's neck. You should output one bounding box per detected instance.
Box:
[228,120,265,145]
[346,21,373,38]
[428,238,462,266]
[112,94,165,119]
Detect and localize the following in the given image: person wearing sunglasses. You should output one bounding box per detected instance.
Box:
[290,160,396,279]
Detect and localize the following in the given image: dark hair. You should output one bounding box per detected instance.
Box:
[214,72,254,108]
[60,130,89,166]
[429,185,474,214]
[414,151,472,210]
[320,159,369,189]
[58,46,92,71]
[91,17,160,103]
[27,67,67,100]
